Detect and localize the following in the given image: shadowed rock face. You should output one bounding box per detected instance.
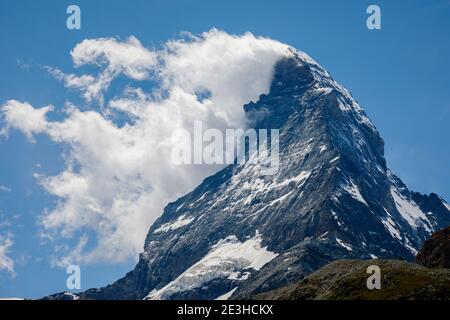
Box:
[44,49,450,300]
[417,227,450,269]
[254,259,450,300]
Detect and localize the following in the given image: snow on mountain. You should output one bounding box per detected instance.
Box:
[215,287,238,300]
[390,186,433,232]
[45,46,450,300]
[145,231,277,300]
[381,214,402,241]
[342,179,368,207]
[335,238,353,251]
[445,201,450,213]
[153,215,195,233]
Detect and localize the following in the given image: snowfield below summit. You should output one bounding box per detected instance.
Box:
[145,231,278,300]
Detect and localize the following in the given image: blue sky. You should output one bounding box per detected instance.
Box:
[0,0,449,298]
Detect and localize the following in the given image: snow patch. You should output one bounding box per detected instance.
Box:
[343,180,368,206]
[318,231,329,239]
[146,232,278,300]
[191,192,208,207]
[215,287,238,300]
[63,292,79,300]
[390,187,432,233]
[269,191,293,206]
[404,238,419,256]
[275,171,311,188]
[175,203,184,212]
[227,271,250,281]
[331,210,344,228]
[443,201,450,213]
[337,97,351,112]
[154,215,195,233]
[336,238,352,251]
[382,215,402,241]
[330,156,340,163]
[313,87,332,95]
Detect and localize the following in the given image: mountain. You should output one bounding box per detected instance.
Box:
[253,259,450,300]
[417,226,450,268]
[44,48,450,300]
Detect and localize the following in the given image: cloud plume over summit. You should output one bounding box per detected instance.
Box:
[1,29,291,265]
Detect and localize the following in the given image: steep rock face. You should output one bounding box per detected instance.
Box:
[416,227,450,269]
[54,48,450,300]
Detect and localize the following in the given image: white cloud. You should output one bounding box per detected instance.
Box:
[1,100,53,140]
[0,234,14,276]
[1,29,291,265]
[47,36,158,104]
[0,185,11,193]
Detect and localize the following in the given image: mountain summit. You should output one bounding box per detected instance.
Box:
[47,49,450,300]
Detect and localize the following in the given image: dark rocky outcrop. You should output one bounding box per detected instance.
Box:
[417,227,450,269]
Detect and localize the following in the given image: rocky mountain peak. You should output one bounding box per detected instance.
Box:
[44,48,450,301]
